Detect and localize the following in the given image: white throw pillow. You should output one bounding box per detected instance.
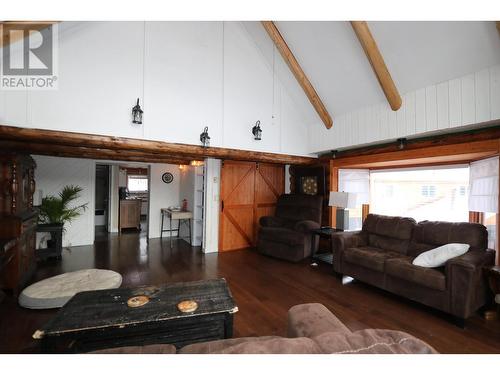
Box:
[412,243,470,268]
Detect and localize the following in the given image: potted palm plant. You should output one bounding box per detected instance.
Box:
[37,185,88,259]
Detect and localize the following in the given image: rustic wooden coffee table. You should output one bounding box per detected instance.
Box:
[33,278,238,353]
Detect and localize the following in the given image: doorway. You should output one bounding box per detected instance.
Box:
[95,164,110,236]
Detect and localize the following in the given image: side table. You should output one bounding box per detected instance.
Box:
[310,227,343,265]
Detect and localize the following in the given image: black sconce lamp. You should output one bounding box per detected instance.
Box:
[200,126,210,148]
[132,98,143,124]
[397,138,407,150]
[252,120,262,141]
[331,150,338,159]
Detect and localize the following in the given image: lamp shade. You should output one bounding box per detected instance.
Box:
[329,192,357,209]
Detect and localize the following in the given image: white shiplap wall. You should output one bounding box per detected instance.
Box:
[309,64,500,154]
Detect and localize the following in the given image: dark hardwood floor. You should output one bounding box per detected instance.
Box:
[1,230,499,354]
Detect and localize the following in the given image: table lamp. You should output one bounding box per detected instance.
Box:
[329,192,357,230]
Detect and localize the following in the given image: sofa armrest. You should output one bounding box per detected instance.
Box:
[259,216,285,228]
[331,231,367,273]
[294,220,320,233]
[445,249,496,318]
[287,303,351,338]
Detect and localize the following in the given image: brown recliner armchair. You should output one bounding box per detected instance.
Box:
[257,194,323,262]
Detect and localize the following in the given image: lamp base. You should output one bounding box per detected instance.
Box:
[336,208,349,231]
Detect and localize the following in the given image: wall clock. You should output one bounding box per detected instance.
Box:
[162,172,174,184]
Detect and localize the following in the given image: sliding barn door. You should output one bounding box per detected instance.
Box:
[219,161,284,252]
[220,161,256,252]
[254,163,285,241]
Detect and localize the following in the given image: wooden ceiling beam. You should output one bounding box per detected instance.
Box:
[0,125,316,165]
[0,140,192,165]
[350,21,402,111]
[261,21,333,129]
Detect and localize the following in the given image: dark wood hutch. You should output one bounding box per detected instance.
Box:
[0,153,37,295]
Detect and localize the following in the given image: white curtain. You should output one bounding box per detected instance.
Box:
[338,169,370,206]
[469,157,499,213]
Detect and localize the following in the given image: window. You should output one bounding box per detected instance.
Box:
[370,166,469,223]
[127,175,148,192]
[421,185,436,197]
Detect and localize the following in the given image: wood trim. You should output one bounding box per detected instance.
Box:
[321,123,500,161]
[496,21,500,36]
[468,211,484,224]
[261,21,333,129]
[329,166,339,227]
[0,125,316,165]
[330,139,499,168]
[350,21,402,111]
[362,204,370,223]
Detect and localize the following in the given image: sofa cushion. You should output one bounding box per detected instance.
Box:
[314,329,437,354]
[259,227,305,246]
[386,256,446,291]
[363,214,416,242]
[343,246,399,272]
[368,233,411,254]
[409,221,488,257]
[179,336,322,354]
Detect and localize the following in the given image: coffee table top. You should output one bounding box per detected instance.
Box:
[34,278,237,338]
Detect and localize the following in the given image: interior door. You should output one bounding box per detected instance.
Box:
[254,163,285,242]
[219,161,256,252]
[219,161,284,252]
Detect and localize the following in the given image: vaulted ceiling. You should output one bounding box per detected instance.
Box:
[271,21,500,125]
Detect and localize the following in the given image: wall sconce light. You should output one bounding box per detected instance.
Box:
[190,160,204,167]
[132,98,143,124]
[397,138,407,150]
[200,126,210,147]
[252,120,262,140]
[179,165,185,171]
[331,150,338,159]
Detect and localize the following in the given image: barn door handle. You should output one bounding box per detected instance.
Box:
[221,200,224,212]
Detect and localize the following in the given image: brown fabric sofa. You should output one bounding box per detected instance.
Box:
[257,194,323,262]
[91,303,437,354]
[333,214,496,320]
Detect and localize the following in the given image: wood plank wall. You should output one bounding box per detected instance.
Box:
[311,64,500,153]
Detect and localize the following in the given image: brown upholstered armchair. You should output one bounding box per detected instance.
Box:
[257,194,323,262]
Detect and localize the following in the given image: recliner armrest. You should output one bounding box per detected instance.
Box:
[294,220,320,233]
[259,216,285,228]
[331,231,367,273]
[445,249,495,319]
[287,303,351,338]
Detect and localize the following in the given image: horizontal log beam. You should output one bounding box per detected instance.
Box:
[330,138,499,168]
[350,21,402,111]
[321,123,500,161]
[261,21,333,129]
[0,125,316,165]
[0,140,192,165]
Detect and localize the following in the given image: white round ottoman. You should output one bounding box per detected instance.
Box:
[19,269,122,309]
